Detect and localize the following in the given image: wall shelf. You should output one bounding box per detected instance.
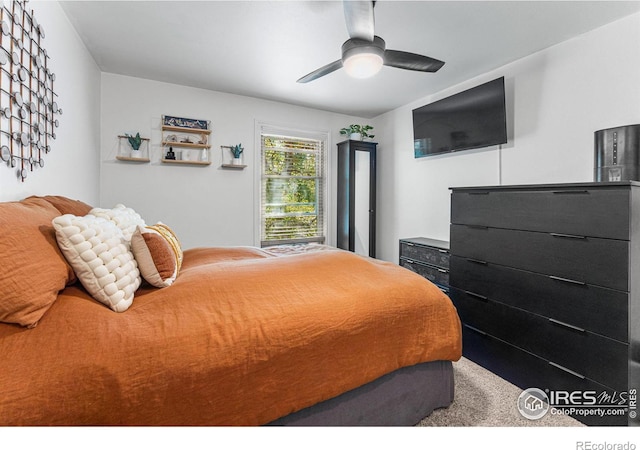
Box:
[161,115,212,164]
[161,159,211,166]
[220,145,246,169]
[117,135,151,161]
[118,135,151,141]
[116,155,150,163]
[161,141,210,149]
[221,164,247,169]
[162,125,211,135]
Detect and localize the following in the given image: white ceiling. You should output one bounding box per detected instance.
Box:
[59,0,640,118]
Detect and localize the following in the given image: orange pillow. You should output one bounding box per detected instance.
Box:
[27,195,93,216]
[0,198,74,327]
[130,223,183,288]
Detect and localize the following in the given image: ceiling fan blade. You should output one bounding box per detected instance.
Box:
[384,49,445,73]
[343,0,375,41]
[297,60,343,83]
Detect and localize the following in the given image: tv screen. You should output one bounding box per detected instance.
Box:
[412,77,507,158]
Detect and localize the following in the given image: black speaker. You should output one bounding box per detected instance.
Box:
[594,124,640,182]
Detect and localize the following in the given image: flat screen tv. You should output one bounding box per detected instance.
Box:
[413,77,507,158]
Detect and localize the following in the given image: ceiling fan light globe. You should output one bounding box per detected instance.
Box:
[341,36,386,79]
[343,52,383,78]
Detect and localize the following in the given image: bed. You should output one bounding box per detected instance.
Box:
[0,196,462,426]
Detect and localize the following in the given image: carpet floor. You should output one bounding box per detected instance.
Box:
[417,357,584,427]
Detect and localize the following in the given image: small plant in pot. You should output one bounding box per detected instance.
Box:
[340,124,374,141]
[125,132,143,152]
[230,144,244,164]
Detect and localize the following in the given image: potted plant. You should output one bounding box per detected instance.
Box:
[230,144,244,165]
[125,132,143,156]
[340,124,374,141]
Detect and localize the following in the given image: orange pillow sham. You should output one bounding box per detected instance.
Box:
[0,198,75,327]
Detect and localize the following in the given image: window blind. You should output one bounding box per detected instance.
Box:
[260,133,325,247]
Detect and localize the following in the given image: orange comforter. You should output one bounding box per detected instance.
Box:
[0,246,461,425]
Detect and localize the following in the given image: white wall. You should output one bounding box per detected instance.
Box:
[375,12,640,263]
[0,1,100,203]
[100,73,368,249]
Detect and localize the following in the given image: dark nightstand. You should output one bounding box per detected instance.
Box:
[399,237,450,294]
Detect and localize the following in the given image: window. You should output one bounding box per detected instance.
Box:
[259,129,327,247]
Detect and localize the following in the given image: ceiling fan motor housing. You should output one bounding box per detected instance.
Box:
[341,36,386,78]
[341,36,386,61]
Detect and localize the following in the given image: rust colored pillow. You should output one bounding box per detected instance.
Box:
[0,197,75,327]
[29,195,93,216]
[130,224,182,288]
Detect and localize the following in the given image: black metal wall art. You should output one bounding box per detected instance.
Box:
[0,0,61,181]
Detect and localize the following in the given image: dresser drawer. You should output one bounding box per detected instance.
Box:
[452,288,628,391]
[462,327,628,426]
[451,187,630,240]
[449,256,628,342]
[400,259,449,288]
[450,224,629,291]
[399,241,449,269]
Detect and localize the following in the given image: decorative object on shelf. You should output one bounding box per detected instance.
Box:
[230,143,243,165]
[125,132,143,151]
[162,115,208,130]
[161,115,211,166]
[594,124,640,182]
[116,134,150,162]
[220,145,247,169]
[339,124,374,141]
[0,0,62,181]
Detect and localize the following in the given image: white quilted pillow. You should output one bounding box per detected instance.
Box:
[89,204,146,241]
[52,214,141,312]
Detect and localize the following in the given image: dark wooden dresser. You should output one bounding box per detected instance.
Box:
[399,238,450,294]
[449,182,640,426]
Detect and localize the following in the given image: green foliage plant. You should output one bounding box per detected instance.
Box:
[231,144,244,158]
[125,132,143,150]
[339,124,374,140]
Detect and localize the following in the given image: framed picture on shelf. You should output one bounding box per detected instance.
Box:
[162,115,209,130]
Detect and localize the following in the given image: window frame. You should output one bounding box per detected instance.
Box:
[254,121,331,248]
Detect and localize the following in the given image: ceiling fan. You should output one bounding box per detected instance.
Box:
[297,0,445,83]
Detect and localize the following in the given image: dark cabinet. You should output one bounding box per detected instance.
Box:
[399,237,450,294]
[449,182,640,426]
[337,140,376,258]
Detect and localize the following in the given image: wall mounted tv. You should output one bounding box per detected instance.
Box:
[413,76,507,158]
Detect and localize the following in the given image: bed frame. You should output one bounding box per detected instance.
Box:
[270,360,454,426]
